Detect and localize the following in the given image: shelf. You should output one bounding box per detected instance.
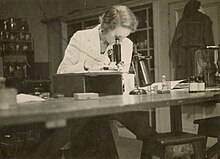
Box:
[137,48,148,51]
[136,28,147,32]
[1,18,34,88]
[1,30,30,33]
[3,61,27,64]
[1,40,32,43]
[2,50,33,53]
[2,51,33,56]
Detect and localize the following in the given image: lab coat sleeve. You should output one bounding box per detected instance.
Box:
[57,31,85,74]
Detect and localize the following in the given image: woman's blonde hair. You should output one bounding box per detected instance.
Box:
[100,5,138,34]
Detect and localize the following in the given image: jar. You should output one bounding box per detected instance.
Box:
[189,76,198,93]
[197,75,205,92]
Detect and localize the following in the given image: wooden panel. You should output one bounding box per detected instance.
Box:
[53,73,123,97]
[0,57,3,76]
[47,21,62,78]
[53,74,86,97]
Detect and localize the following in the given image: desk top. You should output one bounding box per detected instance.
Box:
[53,72,123,77]
[0,90,219,126]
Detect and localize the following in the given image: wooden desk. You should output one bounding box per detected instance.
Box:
[0,90,219,128]
[0,90,219,158]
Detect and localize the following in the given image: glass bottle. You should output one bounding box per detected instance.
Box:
[10,18,16,30]
[197,75,205,92]
[161,75,168,90]
[3,20,8,30]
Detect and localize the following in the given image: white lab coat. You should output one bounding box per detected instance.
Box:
[57,25,133,73]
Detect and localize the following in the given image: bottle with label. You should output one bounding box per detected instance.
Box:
[162,75,168,90]
[197,75,205,92]
[189,76,198,93]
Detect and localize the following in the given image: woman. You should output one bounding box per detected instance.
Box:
[58,5,156,158]
[57,5,137,73]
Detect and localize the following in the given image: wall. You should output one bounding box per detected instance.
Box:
[153,0,220,133]
[61,0,121,16]
[154,0,220,82]
[0,0,62,62]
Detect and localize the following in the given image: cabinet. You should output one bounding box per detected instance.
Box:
[0,18,34,91]
[129,4,154,81]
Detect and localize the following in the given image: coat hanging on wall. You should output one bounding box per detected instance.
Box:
[169,0,215,80]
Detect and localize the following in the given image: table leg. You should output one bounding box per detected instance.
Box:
[170,106,183,133]
[70,117,119,159]
[27,118,88,159]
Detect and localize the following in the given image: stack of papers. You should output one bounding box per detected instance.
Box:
[16,93,45,103]
[140,79,187,91]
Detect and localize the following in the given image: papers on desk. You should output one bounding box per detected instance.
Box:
[65,70,122,74]
[16,93,45,103]
[140,79,187,91]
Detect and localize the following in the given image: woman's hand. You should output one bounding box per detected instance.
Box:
[84,57,110,71]
[95,54,110,65]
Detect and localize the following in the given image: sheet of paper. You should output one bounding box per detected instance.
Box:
[16,93,45,103]
[140,79,186,91]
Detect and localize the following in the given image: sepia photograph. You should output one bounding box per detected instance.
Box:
[0,0,219,158]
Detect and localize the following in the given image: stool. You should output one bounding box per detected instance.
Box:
[194,116,220,159]
[142,132,206,159]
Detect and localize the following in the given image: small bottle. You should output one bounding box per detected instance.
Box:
[197,75,205,92]
[10,18,16,30]
[161,75,168,90]
[189,76,198,93]
[0,77,17,110]
[3,20,8,30]
[113,37,121,65]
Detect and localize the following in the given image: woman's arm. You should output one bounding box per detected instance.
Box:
[57,32,85,74]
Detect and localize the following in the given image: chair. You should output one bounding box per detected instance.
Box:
[194,116,220,159]
[142,132,206,159]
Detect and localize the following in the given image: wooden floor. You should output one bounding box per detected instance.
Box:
[117,137,142,159]
[117,128,218,159]
[60,127,218,159]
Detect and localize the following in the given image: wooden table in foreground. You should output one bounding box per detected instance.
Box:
[0,90,220,158]
[0,90,220,132]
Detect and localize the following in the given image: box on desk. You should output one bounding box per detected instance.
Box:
[52,72,123,97]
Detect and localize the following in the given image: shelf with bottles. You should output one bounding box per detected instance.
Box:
[133,5,153,28]
[137,48,154,52]
[1,31,32,42]
[129,33,148,50]
[134,9,147,29]
[3,62,28,79]
[0,18,29,32]
[0,42,33,54]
